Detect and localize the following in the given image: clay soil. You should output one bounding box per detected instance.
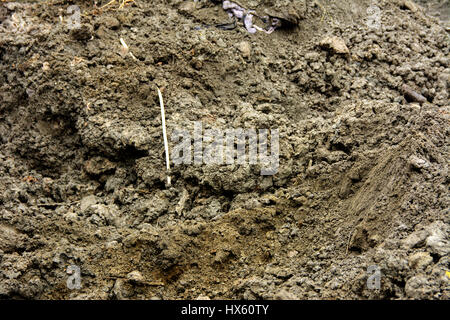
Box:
[0,0,449,299]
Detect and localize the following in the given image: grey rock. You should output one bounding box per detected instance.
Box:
[402,230,428,249]
[425,221,450,257]
[409,155,430,170]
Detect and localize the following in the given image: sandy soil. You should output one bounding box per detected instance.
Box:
[0,0,449,299]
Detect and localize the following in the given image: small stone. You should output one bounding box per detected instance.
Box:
[402,84,427,104]
[42,62,50,72]
[64,209,79,223]
[126,270,145,284]
[402,230,428,249]
[213,249,231,264]
[80,195,97,212]
[408,155,430,170]
[238,41,251,58]
[425,221,450,257]
[288,250,298,258]
[216,38,226,48]
[319,36,349,55]
[196,295,210,300]
[105,240,120,250]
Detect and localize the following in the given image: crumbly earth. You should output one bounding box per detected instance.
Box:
[0,0,448,300]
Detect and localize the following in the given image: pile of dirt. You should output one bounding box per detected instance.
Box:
[0,0,448,299]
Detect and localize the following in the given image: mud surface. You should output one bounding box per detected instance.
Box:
[0,0,449,299]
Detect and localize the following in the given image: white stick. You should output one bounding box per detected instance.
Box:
[119,37,129,50]
[157,87,171,186]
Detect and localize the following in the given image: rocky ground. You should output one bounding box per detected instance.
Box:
[0,0,449,299]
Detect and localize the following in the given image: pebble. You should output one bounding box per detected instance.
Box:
[402,229,428,249]
[105,240,120,249]
[238,41,251,58]
[80,195,97,212]
[402,84,427,104]
[425,221,450,257]
[319,36,349,55]
[216,38,226,48]
[126,270,145,284]
[409,155,430,170]
[42,62,50,72]
[288,250,298,258]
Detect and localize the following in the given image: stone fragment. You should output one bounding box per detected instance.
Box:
[319,36,349,54]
